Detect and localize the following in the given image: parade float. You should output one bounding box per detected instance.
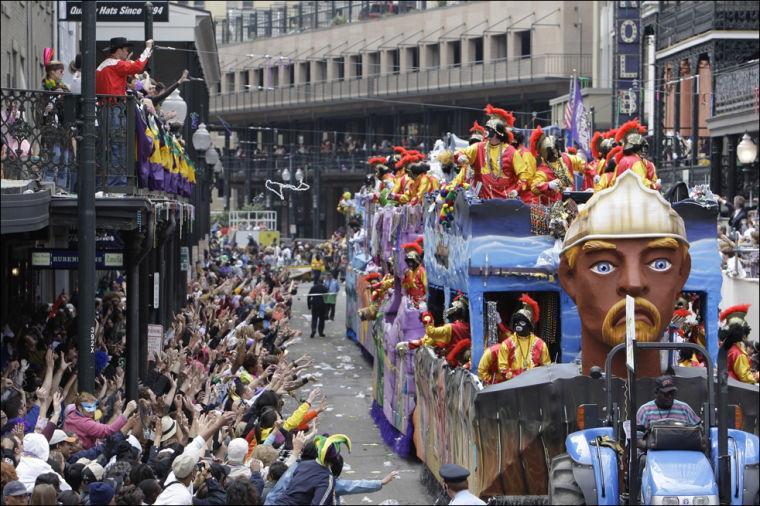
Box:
[344,160,759,500]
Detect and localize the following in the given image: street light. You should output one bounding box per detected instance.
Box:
[294,167,304,182]
[214,160,223,174]
[737,132,758,165]
[161,89,188,126]
[281,167,291,181]
[206,146,220,165]
[192,122,212,152]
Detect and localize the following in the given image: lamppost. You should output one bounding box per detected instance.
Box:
[192,123,211,238]
[161,89,188,128]
[281,165,292,238]
[737,132,758,205]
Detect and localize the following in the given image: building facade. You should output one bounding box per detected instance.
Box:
[210,0,594,238]
[641,1,759,196]
[0,1,56,89]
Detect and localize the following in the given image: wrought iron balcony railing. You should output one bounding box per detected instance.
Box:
[656,1,759,51]
[714,61,759,116]
[1,88,136,194]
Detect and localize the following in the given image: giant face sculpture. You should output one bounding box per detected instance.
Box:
[558,171,691,377]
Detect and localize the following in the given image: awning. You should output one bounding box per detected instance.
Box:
[50,196,153,231]
[1,180,50,235]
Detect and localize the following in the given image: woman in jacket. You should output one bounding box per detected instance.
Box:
[63,392,136,449]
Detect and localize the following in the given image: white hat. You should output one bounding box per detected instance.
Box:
[226,438,249,465]
[172,452,198,480]
[49,430,77,446]
[160,415,177,442]
[127,434,142,455]
[84,461,105,481]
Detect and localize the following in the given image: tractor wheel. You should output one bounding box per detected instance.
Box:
[548,453,585,505]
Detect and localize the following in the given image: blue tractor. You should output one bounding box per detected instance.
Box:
[548,341,759,505]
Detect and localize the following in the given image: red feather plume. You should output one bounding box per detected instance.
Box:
[401,242,423,255]
[719,304,751,322]
[606,145,623,163]
[519,293,540,323]
[367,156,387,165]
[393,146,408,155]
[673,308,691,318]
[567,147,577,155]
[364,272,381,282]
[415,236,424,248]
[446,339,471,366]
[591,131,604,159]
[529,126,544,158]
[469,121,486,135]
[614,119,647,144]
[484,104,515,127]
[604,128,617,139]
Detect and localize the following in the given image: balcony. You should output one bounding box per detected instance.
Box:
[714,61,759,116]
[210,53,591,115]
[656,1,760,51]
[0,88,197,198]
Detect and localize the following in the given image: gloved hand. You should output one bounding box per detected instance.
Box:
[457,154,468,165]
[396,342,410,353]
[593,175,601,184]
[548,180,560,191]
[420,311,434,325]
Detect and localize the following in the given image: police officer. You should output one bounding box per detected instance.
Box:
[439,463,485,505]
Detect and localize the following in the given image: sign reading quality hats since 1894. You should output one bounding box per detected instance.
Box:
[60,1,169,22]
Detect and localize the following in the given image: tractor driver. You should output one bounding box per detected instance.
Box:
[635,375,700,449]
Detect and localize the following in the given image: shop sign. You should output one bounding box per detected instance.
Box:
[60,1,169,22]
[31,249,124,269]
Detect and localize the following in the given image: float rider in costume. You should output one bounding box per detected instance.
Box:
[396,293,471,368]
[358,272,395,321]
[611,119,660,190]
[497,294,551,380]
[390,146,416,202]
[529,126,575,204]
[590,129,618,191]
[719,304,759,384]
[558,171,692,377]
[469,120,486,145]
[445,121,487,188]
[456,104,525,199]
[399,160,440,205]
[400,239,427,307]
[368,156,395,206]
[562,146,597,191]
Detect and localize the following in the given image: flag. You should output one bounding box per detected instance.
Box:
[564,77,575,147]
[570,76,591,160]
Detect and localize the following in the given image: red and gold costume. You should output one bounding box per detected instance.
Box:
[397,154,439,205]
[609,120,659,190]
[679,352,705,368]
[719,304,759,384]
[530,126,574,203]
[397,294,471,367]
[358,272,394,321]
[400,240,426,306]
[456,105,530,199]
[478,342,506,384]
[497,294,551,380]
[391,147,415,198]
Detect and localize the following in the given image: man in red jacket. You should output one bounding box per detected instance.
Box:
[96,37,153,96]
[96,37,153,186]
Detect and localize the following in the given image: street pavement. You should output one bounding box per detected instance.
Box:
[283,282,435,505]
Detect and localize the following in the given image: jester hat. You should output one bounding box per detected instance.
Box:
[314,434,352,466]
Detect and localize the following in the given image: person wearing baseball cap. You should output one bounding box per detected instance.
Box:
[439,463,485,505]
[153,452,198,505]
[49,429,79,459]
[635,375,700,448]
[2,480,30,505]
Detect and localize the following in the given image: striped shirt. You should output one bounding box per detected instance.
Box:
[636,399,700,431]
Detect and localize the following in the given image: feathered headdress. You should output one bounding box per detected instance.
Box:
[614,119,647,144]
[673,308,691,319]
[606,145,623,163]
[591,131,605,160]
[415,236,424,249]
[529,126,545,158]
[43,48,55,67]
[367,156,387,166]
[469,121,487,136]
[518,293,540,323]
[566,147,577,155]
[395,150,425,169]
[364,272,381,282]
[446,338,471,366]
[314,434,352,466]
[393,146,408,155]
[484,104,515,127]
[401,242,423,255]
[604,128,617,139]
[719,304,751,324]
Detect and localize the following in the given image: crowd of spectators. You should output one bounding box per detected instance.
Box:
[0,224,400,505]
[717,195,759,278]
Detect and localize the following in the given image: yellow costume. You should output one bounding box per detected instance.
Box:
[497,333,551,380]
[456,141,507,176]
[310,258,325,272]
[400,172,439,205]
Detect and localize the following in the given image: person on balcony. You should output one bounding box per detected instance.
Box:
[529,126,574,204]
[96,37,153,96]
[610,119,660,190]
[40,49,73,190]
[41,49,69,93]
[497,294,551,381]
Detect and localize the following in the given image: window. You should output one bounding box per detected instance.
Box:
[225,72,235,93]
[367,52,380,76]
[257,68,264,88]
[336,57,345,80]
[517,30,531,58]
[288,64,295,87]
[316,60,327,82]
[353,55,363,77]
[450,40,461,67]
[470,37,484,63]
[242,70,250,91]
[491,34,507,59]
[272,67,280,87]
[407,46,420,70]
[426,44,440,67]
[193,0,204,7]
[390,49,400,74]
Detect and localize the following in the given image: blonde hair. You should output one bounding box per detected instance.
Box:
[252,444,280,467]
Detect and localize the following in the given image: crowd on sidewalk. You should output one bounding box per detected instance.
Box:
[0,226,402,505]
